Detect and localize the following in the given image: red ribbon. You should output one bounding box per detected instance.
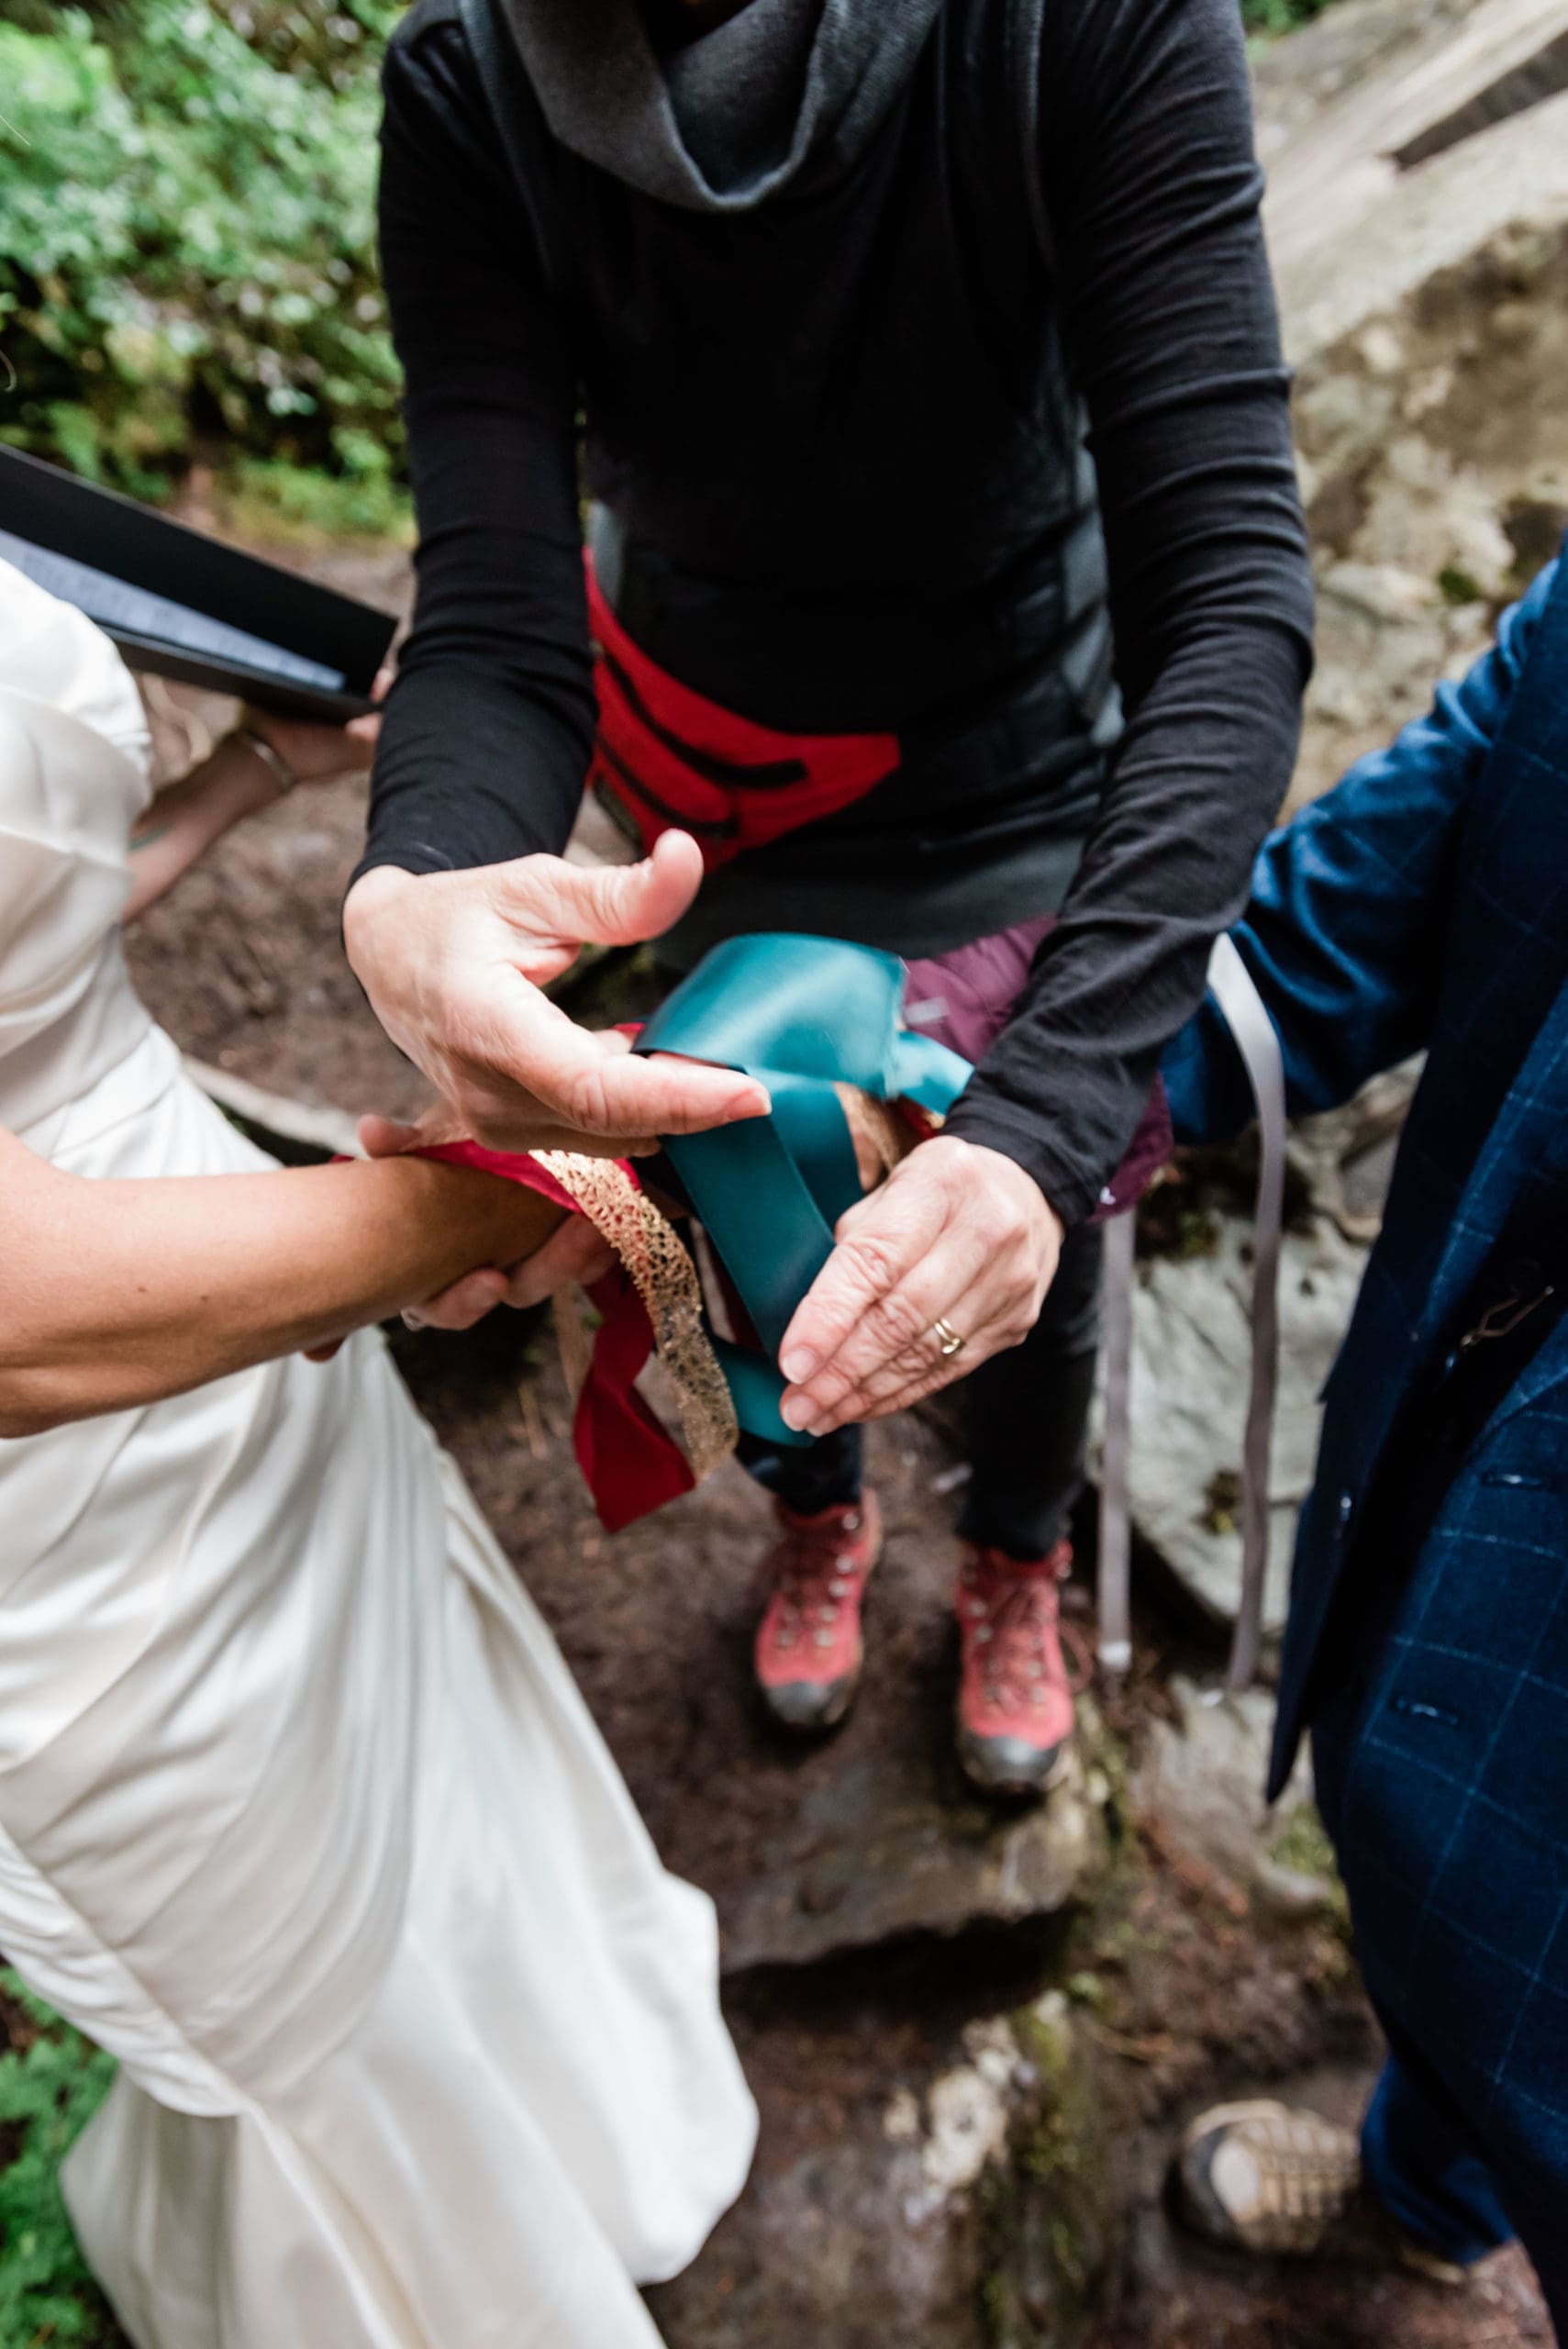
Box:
[417,1140,695,1534]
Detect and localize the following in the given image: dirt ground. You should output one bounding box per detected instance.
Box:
[110,670,1556,2345]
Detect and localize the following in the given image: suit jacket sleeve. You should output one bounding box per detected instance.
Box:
[1162,559,1559,1142]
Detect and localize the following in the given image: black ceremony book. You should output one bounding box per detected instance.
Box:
[0,444,397,722]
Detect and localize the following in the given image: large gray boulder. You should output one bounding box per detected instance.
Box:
[1095,1064,1418,1640]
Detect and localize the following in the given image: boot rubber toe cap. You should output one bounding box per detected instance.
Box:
[762,1675,855,1731]
[957,1728,1068,1798]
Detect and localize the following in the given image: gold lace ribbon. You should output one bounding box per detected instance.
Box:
[532,1152,739,1483]
[833,1084,921,1188]
[533,1090,920,1493]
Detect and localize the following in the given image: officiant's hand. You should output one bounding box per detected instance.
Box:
[343,831,771,1159]
[774,1136,1064,1433]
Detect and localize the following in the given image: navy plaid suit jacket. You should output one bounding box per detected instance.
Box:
[1165,549,1568,1795]
[1165,556,1568,2279]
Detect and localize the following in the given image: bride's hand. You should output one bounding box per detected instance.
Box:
[356,1111,619,1333]
[398,1219,617,1333]
[239,665,392,785]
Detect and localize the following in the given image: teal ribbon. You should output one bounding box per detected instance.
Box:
[637,934,972,1444]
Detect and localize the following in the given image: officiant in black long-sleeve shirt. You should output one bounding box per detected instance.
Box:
[346,0,1315,1797]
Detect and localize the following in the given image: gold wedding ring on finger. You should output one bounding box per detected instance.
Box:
[931,1316,966,1359]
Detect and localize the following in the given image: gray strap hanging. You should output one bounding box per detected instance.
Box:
[1096,936,1286,1688]
[1095,1205,1136,1676]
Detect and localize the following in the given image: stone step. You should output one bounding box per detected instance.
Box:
[1261,0,1568,308]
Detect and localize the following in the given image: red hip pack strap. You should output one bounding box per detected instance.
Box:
[585,553,900,868]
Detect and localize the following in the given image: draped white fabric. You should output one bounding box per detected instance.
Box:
[0,559,755,2346]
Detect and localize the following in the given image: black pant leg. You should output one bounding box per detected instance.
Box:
[958,1219,1103,1560]
[737,1423,864,1514]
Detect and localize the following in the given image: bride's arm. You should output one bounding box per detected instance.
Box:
[0,1130,562,1435]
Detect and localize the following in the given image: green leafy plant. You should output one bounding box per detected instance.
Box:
[1241,0,1340,39]
[0,1,405,505]
[0,1972,118,2347]
[221,449,412,545]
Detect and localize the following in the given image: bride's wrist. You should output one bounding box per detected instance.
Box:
[208,728,294,818]
[377,1156,563,1293]
[227,723,297,805]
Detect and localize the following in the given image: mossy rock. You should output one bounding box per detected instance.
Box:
[975,1995,1117,2349]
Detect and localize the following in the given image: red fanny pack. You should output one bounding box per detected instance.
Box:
[585,555,900,868]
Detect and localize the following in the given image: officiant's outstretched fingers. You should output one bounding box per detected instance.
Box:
[344,830,770,1156]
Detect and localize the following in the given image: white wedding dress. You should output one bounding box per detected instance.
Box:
[0,558,755,2347]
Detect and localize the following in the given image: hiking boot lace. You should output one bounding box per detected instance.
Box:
[973,1575,1062,1712]
[769,1512,864,1654]
[964,1556,1095,1710]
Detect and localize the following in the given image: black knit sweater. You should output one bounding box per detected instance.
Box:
[362,0,1314,1221]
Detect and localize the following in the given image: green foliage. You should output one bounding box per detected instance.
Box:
[221,451,411,544]
[0,1972,118,2347]
[0,1,405,504]
[1241,0,1339,43]
[1268,1802,1341,1883]
[1438,562,1485,607]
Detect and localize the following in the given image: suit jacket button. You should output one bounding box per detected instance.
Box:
[1338,1491,1354,1529]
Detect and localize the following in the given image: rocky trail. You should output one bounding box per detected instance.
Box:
[119,760,1549,2345]
[47,0,1568,2331]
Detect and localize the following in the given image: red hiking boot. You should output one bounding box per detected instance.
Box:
[954,1539,1077,1798]
[753,1492,882,1731]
